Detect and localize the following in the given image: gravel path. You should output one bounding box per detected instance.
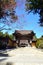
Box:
[0,47,43,65]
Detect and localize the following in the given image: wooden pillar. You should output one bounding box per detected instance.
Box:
[17,39,20,47]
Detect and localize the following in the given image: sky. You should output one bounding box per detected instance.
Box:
[0,0,43,38]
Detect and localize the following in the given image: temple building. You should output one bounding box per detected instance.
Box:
[13,30,36,47]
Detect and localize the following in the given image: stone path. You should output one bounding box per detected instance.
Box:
[0,47,43,65]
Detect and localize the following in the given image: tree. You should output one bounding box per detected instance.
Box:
[0,25,11,31]
[0,0,18,31]
[3,32,9,37]
[25,0,43,26]
[0,0,17,19]
[36,36,43,48]
[9,34,14,40]
[0,31,3,36]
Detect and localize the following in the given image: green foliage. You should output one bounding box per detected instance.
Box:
[0,31,14,40]
[26,0,43,26]
[36,36,43,48]
[0,32,3,36]
[3,32,9,37]
[9,34,14,40]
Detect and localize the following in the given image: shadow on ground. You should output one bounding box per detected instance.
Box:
[0,53,8,57]
[0,58,7,62]
[6,62,13,65]
[0,53,8,62]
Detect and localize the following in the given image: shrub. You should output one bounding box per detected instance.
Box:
[36,39,43,49]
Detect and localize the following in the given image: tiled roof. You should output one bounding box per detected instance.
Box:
[15,30,34,35]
